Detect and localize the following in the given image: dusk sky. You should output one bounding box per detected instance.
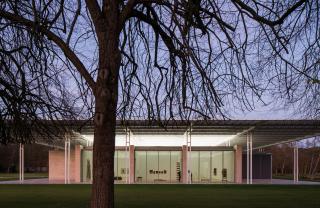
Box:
[233,104,297,120]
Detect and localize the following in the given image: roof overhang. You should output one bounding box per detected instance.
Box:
[33,120,320,150]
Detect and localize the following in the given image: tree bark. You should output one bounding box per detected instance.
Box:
[90,2,120,207]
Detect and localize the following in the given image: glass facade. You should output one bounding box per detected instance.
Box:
[115,151,128,182]
[135,151,182,183]
[81,150,128,183]
[190,151,234,183]
[81,149,234,183]
[81,150,93,183]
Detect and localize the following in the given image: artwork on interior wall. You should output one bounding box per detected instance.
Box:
[213,168,217,176]
[222,168,227,181]
[149,169,167,174]
[176,162,181,182]
[121,168,129,174]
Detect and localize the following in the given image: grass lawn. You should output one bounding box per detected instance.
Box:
[0,173,48,181]
[0,184,319,208]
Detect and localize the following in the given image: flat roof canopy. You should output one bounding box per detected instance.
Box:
[74,120,320,149]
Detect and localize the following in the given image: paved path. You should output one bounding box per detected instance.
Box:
[249,179,320,185]
[0,178,63,184]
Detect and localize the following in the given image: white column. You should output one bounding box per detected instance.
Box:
[250,132,253,184]
[19,143,24,183]
[186,126,192,184]
[64,137,71,184]
[68,138,70,184]
[64,139,67,184]
[293,144,299,183]
[246,134,249,184]
[296,146,299,183]
[246,132,253,184]
[125,128,131,184]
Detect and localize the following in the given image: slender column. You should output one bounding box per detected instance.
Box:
[19,144,21,182]
[64,136,71,184]
[293,147,295,182]
[129,145,135,184]
[19,143,24,183]
[250,132,253,184]
[125,128,131,184]
[246,132,253,184]
[64,140,67,184]
[293,144,299,183]
[246,134,250,184]
[271,155,273,180]
[68,139,70,184]
[234,145,242,184]
[182,145,188,184]
[186,126,192,184]
[74,145,82,183]
[296,146,299,183]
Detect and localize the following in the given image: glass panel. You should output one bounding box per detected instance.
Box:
[158,151,170,183]
[211,151,223,182]
[135,151,147,183]
[117,151,128,182]
[199,151,211,183]
[170,151,182,183]
[223,151,234,182]
[114,151,118,181]
[146,151,158,183]
[190,151,199,183]
[81,150,92,182]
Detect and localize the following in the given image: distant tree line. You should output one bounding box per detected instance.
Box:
[267,137,320,181]
[0,144,49,173]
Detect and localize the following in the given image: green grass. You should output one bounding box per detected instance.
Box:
[0,173,48,181]
[0,185,319,208]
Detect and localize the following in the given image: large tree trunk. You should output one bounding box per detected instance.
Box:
[90,2,120,207]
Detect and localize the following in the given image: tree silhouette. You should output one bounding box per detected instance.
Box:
[0,1,319,207]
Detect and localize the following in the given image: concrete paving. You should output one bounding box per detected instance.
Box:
[0,178,63,184]
[249,179,320,185]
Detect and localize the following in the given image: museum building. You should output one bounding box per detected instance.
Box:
[44,120,320,184]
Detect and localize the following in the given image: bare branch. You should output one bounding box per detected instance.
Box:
[0,10,96,92]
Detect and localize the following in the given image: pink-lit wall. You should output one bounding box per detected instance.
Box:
[48,145,82,182]
[234,145,243,183]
